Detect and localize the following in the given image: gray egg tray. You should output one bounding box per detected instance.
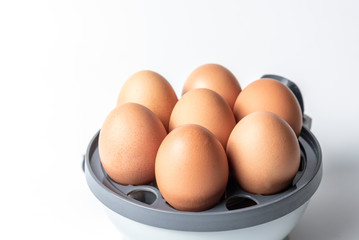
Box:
[83,124,322,232]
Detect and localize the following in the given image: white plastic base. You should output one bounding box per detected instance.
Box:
[104,201,309,240]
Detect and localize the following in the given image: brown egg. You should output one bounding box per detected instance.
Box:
[233,78,302,137]
[98,103,166,185]
[117,70,178,131]
[226,111,300,195]
[169,88,236,148]
[155,124,229,211]
[182,63,241,109]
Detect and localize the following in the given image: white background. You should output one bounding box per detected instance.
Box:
[1,0,359,239]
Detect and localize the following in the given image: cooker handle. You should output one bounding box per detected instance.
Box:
[261,74,311,130]
[82,155,85,173]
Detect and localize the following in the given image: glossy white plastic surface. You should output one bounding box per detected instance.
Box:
[104,201,309,240]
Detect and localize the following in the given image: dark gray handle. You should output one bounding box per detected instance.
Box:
[82,155,85,173]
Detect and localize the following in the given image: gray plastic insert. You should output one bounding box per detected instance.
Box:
[83,126,322,231]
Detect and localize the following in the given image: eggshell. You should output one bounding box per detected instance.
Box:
[182,63,241,109]
[169,88,236,148]
[226,111,300,195]
[155,124,229,212]
[98,103,167,185]
[233,78,302,136]
[117,70,178,131]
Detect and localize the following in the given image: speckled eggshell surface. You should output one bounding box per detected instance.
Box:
[117,70,178,131]
[226,111,300,195]
[155,124,229,212]
[98,103,167,185]
[169,88,236,148]
[233,78,302,137]
[182,63,241,109]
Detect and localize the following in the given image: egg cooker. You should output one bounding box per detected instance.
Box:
[82,75,322,240]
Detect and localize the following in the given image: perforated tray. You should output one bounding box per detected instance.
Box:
[83,125,322,232]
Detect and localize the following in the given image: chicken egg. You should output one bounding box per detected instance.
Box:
[98,103,166,185]
[226,111,300,195]
[117,70,178,131]
[233,78,302,136]
[155,124,229,211]
[169,88,236,148]
[182,63,241,109]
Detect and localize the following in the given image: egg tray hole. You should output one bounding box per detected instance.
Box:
[226,196,258,210]
[103,145,307,212]
[127,190,157,205]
